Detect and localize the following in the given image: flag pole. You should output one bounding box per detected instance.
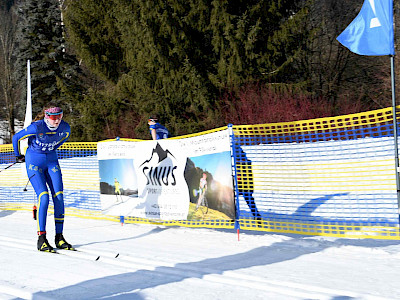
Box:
[390,55,400,216]
[390,1,400,217]
[336,0,399,218]
[24,60,32,128]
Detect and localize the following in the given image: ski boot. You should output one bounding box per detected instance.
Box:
[37,233,56,253]
[55,233,75,250]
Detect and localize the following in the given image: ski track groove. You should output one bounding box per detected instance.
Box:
[0,235,391,300]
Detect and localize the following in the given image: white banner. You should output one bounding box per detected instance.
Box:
[97,129,235,220]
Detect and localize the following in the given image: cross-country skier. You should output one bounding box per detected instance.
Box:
[12,102,73,252]
[148,115,170,140]
[196,173,208,210]
[114,178,122,203]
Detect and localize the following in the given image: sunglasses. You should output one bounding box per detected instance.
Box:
[148,119,157,122]
[45,111,63,120]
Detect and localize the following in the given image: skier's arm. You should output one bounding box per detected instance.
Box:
[150,128,157,140]
[12,124,36,157]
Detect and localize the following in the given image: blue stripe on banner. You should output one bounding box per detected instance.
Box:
[59,155,99,170]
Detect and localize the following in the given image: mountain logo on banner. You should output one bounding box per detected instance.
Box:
[140,143,175,165]
[140,143,177,186]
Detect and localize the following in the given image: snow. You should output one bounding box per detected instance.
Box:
[0,210,400,300]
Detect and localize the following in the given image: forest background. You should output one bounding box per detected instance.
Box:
[1,0,400,142]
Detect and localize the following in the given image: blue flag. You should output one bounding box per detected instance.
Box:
[337,0,394,56]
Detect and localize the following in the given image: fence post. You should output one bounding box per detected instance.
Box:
[228,124,241,237]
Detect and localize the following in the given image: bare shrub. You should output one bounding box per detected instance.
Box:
[219,83,366,126]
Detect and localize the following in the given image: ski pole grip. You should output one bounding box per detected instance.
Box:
[33,205,37,220]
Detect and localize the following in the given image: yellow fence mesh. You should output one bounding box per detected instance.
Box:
[1,107,400,239]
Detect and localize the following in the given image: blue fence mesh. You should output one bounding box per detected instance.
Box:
[1,107,400,238]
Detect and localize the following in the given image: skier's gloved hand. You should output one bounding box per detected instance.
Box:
[16,155,25,163]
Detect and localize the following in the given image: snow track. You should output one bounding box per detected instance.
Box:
[0,234,391,300]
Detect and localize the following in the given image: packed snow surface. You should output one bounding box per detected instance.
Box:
[0,210,399,299]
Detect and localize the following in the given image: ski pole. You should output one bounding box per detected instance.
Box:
[0,161,18,173]
[22,174,37,219]
[23,174,36,191]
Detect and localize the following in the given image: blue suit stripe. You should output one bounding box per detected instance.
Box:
[17,134,35,155]
[58,132,70,145]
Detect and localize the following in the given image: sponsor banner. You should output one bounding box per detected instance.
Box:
[98,129,235,220]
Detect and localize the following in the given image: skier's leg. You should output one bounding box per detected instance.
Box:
[46,158,73,250]
[25,151,54,252]
[115,192,120,203]
[31,173,50,233]
[25,151,50,234]
[196,190,204,209]
[243,191,262,219]
[46,158,64,234]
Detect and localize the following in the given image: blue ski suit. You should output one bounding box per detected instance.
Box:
[12,119,71,234]
[149,122,170,140]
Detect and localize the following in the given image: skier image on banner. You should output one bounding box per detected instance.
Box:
[12,102,74,253]
[195,172,208,211]
[114,178,123,203]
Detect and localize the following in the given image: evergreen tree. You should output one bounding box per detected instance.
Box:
[208,0,304,88]
[63,0,124,83]
[64,0,308,139]
[15,0,82,117]
[112,0,218,135]
[0,0,15,11]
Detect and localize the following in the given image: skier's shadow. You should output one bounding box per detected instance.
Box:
[74,226,169,247]
[0,210,14,218]
[33,235,400,299]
